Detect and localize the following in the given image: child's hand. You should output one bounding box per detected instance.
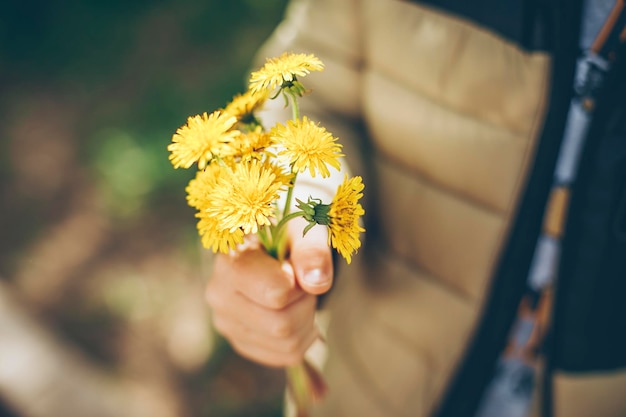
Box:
[205,218,333,367]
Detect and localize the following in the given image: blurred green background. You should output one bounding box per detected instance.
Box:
[0,1,290,416]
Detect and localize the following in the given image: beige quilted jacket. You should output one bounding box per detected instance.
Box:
[254,0,626,416]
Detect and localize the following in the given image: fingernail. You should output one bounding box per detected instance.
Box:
[303,268,328,287]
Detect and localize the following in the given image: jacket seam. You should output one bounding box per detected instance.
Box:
[376,150,509,216]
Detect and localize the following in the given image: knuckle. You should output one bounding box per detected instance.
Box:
[272,317,295,338]
[264,286,290,309]
[283,336,304,354]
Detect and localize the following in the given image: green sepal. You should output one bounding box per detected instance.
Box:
[296,197,331,226]
[302,221,317,236]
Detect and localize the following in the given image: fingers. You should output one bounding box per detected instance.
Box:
[288,217,334,295]
[216,245,302,309]
[206,245,321,367]
[210,294,319,367]
[229,329,319,367]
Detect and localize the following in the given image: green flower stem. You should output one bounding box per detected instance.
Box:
[273,210,306,239]
[286,363,312,417]
[286,360,327,417]
[275,182,298,260]
[290,91,300,120]
[271,210,306,262]
[282,172,298,219]
[257,226,274,256]
[262,88,303,261]
[280,88,300,221]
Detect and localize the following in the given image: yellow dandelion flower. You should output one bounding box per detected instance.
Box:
[249,52,324,95]
[328,176,365,264]
[168,110,239,169]
[264,159,295,189]
[207,159,283,234]
[271,116,343,178]
[185,163,225,210]
[196,211,245,253]
[229,128,275,162]
[224,89,268,125]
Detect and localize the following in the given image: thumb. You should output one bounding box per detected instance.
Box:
[288,217,334,295]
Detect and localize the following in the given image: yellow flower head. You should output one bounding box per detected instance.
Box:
[228,128,275,162]
[196,211,245,253]
[328,176,365,264]
[263,158,295,188]
[206,159,284,235]
[168,111,239,169]
[271,116,343,178]
[224,89,269,126]
[186,163,225,210]
[249,52,324,95]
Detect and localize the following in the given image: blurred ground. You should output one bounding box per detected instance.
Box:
[0,1,289,416]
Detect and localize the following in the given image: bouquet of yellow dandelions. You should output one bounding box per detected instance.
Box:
[168,52,365,416]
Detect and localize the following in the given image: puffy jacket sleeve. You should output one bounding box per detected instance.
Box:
[252,0,366,201]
